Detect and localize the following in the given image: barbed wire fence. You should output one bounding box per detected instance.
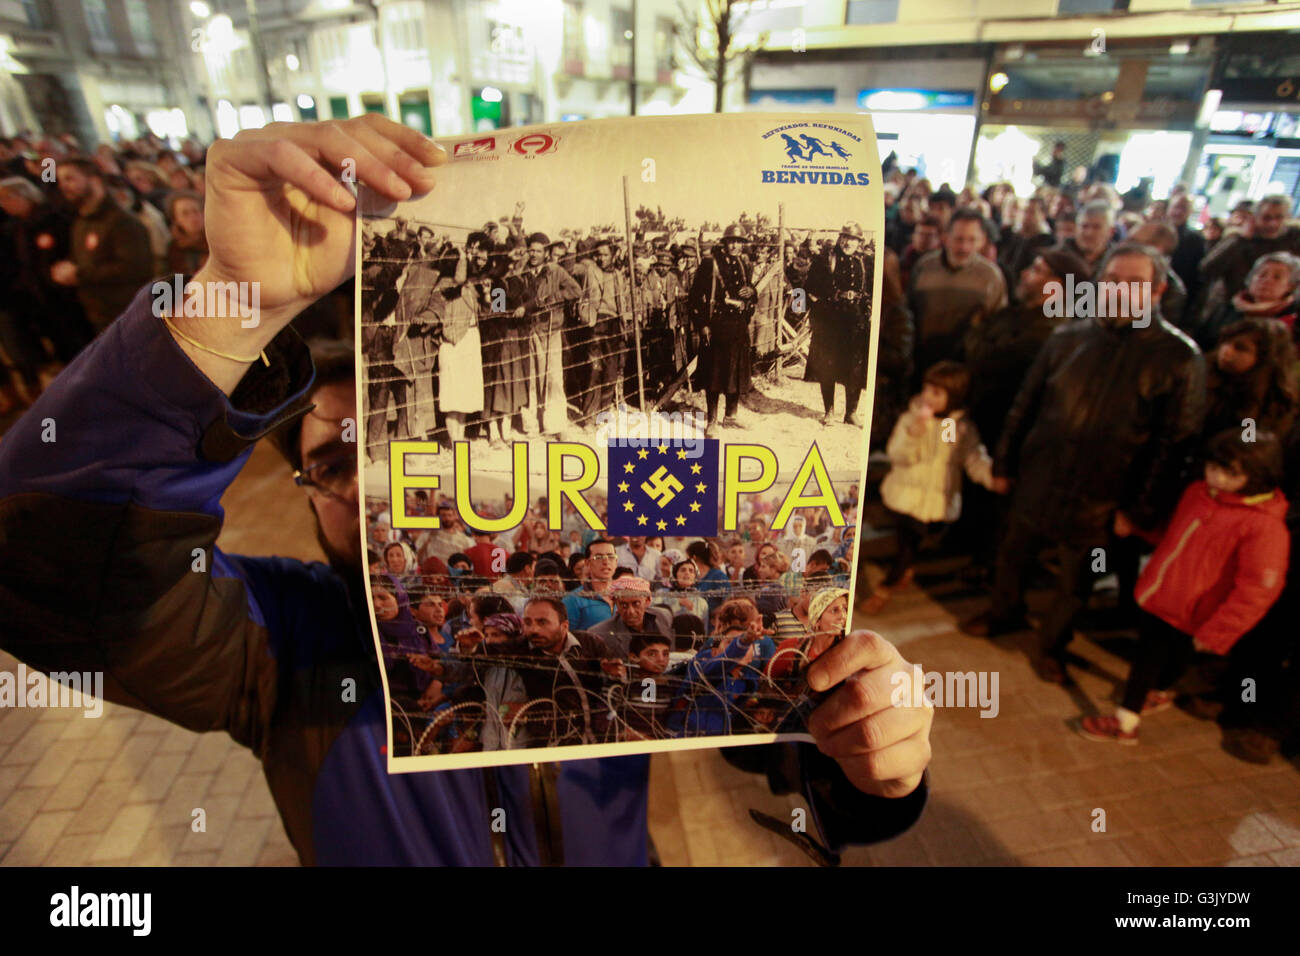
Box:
[358,210,877,460]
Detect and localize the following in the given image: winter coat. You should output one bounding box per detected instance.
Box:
[996,313,1206,538]
[1134,481,1289,654]
[803,246,870,390]
[881,398,995,523]
[964,301,1065,448]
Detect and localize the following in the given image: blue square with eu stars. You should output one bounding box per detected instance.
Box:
[607,438,720,537]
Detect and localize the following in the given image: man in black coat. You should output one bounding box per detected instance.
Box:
[689,224,756,432]
[963,242,1206,684]
[804,221,871,426]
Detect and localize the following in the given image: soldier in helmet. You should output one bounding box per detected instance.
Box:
[688,223,756,433]
[805,221,871,426]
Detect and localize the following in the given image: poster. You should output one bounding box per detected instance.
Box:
[357,113,884,770]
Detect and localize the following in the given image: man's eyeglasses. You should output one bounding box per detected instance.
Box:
[293,453,357,500]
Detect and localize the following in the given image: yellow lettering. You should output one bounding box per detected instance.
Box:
[723,444,778,530]
[455,441,529,532]
[771,444,845,531]
[389,441,441,529]
[548,443,604,530]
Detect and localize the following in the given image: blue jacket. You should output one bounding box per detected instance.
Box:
[0,286,925,865]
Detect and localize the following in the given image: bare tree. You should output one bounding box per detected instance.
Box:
[676,0,770,113]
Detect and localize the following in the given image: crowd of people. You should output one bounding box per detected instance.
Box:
[359,208,876,459]
[871,156,1300,764]
[0,131,210,412]
[4,121,1297,769]
[365,485,860,755]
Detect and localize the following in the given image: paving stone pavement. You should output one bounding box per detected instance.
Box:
[2,443,1297,866]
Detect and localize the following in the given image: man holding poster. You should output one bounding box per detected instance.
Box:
[0,115,931,866]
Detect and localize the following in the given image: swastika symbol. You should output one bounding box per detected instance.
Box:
[641,466,684,508]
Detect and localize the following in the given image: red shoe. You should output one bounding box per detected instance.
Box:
[1142,690,1176,715]
[1077,715,1139,745]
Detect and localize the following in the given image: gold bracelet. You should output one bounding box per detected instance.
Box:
[162,314,269,367]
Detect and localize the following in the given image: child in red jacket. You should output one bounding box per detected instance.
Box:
[1078,429,1290,744]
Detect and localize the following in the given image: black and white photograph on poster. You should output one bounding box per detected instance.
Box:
[356,113,886,770]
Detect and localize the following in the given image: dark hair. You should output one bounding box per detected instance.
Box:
[1210,318,1299,433]
[922,360,971,413]
[448,552,472,568]
[916,214,943,231]
[715,597,759,632]
[630,633,671,655]
[58,156,102,181]
[685,540,712,565]
[1205,428,1283,495]
[585,537,613,558]
[270,338,356,474]
[809,548,833,567]
[367,548,382,567]
[611,566,635,580]
[947,207,989,238]
[471,593,515,621]
[506,551,534,575]
[383,542,405,559]
[524,595,568,622]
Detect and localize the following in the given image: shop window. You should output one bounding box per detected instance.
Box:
[329,95,349,120]
[82,0,116,54]
[610,6,632,80]
[846,0,898,25]
[654,16,675,84]
[736,0,802,31]
[1056,0,1119,12]
[563,0,585,75]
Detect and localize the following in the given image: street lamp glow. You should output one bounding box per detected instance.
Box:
[190,1,210,17]
[481,86,503,103]
[285,53,300,71]
[989,72,1009,94]
[297,94,315,110]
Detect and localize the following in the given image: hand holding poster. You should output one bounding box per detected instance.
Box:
[358,113,885,770]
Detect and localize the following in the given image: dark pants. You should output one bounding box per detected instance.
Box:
[991,515,1105,660]
[366,363,409,461]
[582,316,620,420]
[884,508,935,585]
[819,381,861,418]
[706,391,739,423]
[1121,612,1197,713]
[563,323,591,410]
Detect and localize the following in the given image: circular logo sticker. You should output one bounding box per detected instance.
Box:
[510,133,557,157]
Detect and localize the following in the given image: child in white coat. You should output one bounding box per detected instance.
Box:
[867,361,995,612]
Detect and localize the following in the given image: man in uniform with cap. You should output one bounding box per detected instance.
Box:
[689,223,756,433]
[805,221,872,426]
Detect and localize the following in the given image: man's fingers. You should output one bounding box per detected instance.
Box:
[811,693,928,755]
[212,135,355,212]
[355,112,447,184]
[821,725,932,781]
[806,665,898,736]
[807,629,896,692]
[299,122,411,200]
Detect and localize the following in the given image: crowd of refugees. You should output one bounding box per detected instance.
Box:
[359,208,876,458]
[874,149,1300,765]
[363,484,860,754]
